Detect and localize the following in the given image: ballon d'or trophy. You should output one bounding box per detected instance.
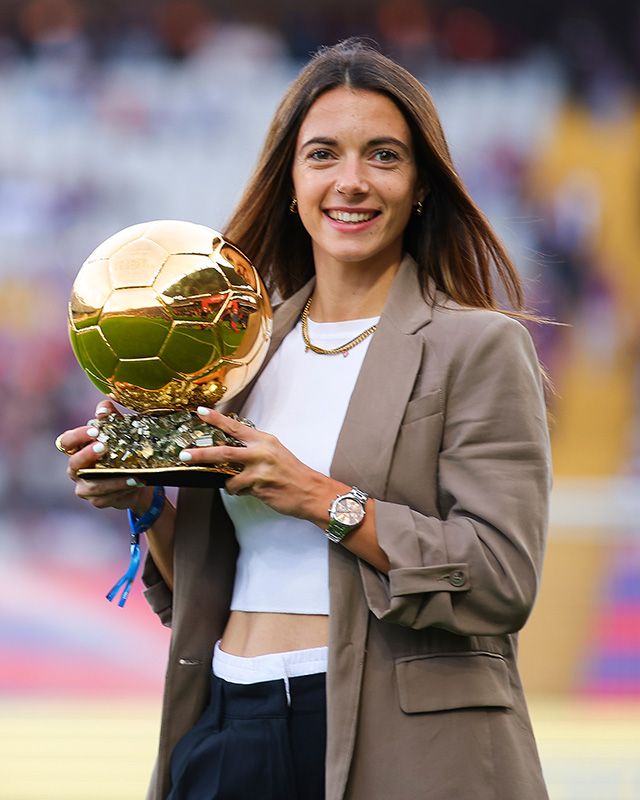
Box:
[69,220,272,487]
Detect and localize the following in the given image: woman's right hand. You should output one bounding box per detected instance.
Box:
[59,400,153,514]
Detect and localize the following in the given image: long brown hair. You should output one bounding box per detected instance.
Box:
[224,38,525,312]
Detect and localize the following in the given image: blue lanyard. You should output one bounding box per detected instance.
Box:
[106,485,166,608]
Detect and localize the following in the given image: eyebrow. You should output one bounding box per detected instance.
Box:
[300,136,411,154]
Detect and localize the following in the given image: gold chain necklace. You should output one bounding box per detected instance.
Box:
[300,297,378,356]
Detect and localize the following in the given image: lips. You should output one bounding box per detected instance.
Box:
[325,209,380,223]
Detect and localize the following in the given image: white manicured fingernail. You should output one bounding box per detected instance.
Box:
[87,427,99,437]
[96,406,110,416]
[196,406,210,416]
[179,451,192,462]
[93,442,106,454]
[126,477,144,487]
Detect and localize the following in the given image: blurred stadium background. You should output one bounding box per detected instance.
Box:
[0,0,639,798]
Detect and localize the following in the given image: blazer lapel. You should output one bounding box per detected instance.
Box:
[329,255,432,498]
[224,256,433,494]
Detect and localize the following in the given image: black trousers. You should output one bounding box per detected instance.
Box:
[167,673,327,800]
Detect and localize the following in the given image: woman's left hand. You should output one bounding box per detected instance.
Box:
[179,407,330,522]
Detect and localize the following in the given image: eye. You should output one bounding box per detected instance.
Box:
[308,149,334,161]
[372,149,400,163]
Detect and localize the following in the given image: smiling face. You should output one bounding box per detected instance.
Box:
[291,87,423,274]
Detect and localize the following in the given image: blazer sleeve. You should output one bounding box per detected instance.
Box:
[359,315,552,636]
[142,551,173,628]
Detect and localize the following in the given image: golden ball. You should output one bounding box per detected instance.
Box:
[68,220,272,413]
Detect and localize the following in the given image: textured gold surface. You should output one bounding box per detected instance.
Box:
[76,410,248,486]
[84,411,248,469]
[69,220,272,413]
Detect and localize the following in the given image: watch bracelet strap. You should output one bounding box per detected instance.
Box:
[325,518,353,543]
[350,486,368,505]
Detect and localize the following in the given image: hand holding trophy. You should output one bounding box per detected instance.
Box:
[68,220,272,487]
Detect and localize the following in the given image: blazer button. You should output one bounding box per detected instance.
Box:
[449,570,465,587]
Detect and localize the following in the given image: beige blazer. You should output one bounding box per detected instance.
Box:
[143,256,551,800]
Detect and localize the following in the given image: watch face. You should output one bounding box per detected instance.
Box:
[334,497,364,526]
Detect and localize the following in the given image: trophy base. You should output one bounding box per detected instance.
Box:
[77,464,238,488]
[79,410,251,488]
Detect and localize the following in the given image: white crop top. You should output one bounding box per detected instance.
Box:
[220,314,378,614]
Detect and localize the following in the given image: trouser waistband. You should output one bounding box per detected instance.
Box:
[212,640,328,683]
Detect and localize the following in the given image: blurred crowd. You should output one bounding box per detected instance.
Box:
[0,0,638,82]
[1,0,639,517]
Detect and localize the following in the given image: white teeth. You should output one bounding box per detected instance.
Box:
[327,210,377,223]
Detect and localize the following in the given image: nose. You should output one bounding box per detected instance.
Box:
[335,157,368,197]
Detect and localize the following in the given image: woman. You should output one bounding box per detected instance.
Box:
[59,40,551,800]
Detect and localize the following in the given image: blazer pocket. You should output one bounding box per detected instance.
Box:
[401,389,442,425]
[395,652,513,713]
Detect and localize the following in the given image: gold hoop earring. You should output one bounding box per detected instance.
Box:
[289,198,298,214]
[414,200,424,216]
